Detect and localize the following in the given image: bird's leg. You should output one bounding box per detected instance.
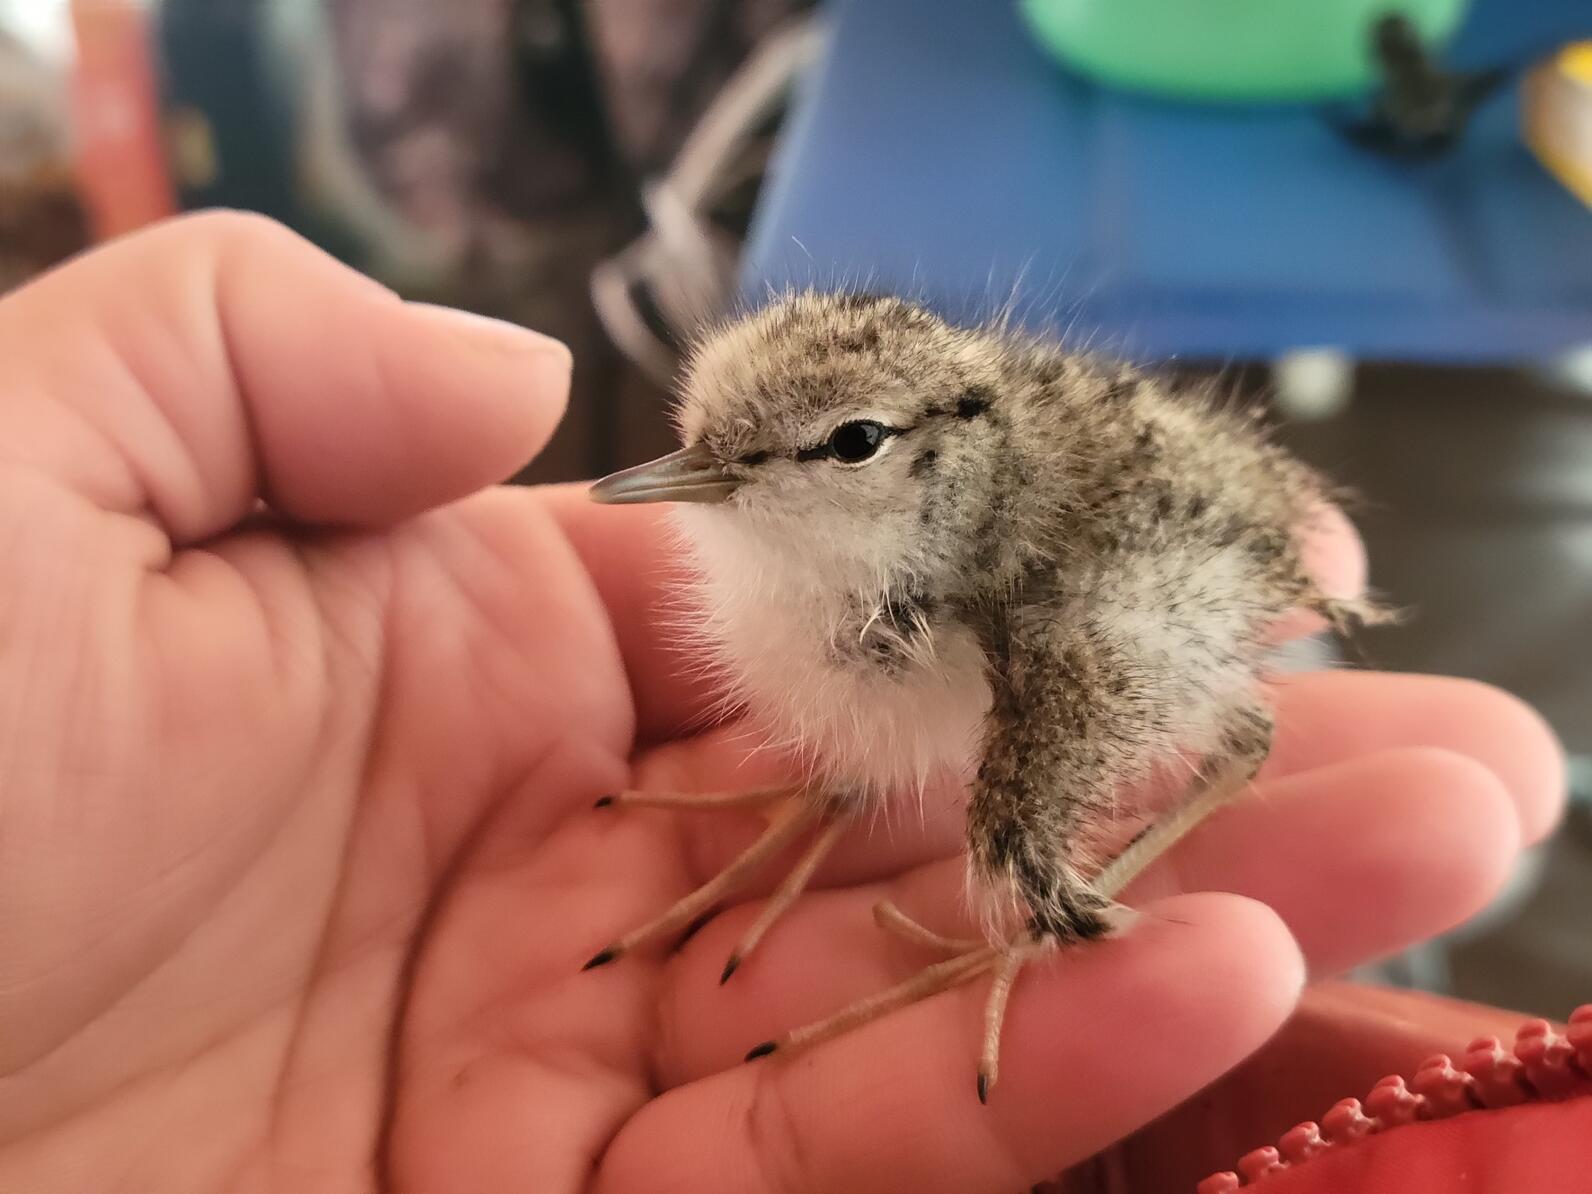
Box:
[745,747,1267,1101]
[721,817,848,982]
[977,939,1042,1101]
[585,787,846,977]
[744,944,999,1062]
[1093,702,1275,905]
[969,748,1267,1098]
[873,899,983,953]
[592,785,791,812]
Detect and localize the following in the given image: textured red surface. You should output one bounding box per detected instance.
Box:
[1197,1005,1592,1192]
[1226,1100,1592,1193]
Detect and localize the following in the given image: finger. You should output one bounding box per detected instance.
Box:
[0,211,570,543]
[618,669,1557,901]
[1267,501,1370,640]
[598,893,1302,1194]
[1125,747,1521,975]
[656,747,1516,1084]
[1267,671,1565,843]
[538,485,725,747]
[1299,503,1368,601]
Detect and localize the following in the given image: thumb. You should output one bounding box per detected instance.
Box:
[0,210,570,543]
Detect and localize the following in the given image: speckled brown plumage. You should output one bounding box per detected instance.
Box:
[588,290,1386,1093]
[673,291,1382,940]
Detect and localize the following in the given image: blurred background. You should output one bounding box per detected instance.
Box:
[1,0,1588,1016]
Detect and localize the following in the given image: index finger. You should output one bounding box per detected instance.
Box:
[539,483,729,746]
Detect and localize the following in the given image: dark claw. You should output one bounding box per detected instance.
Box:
[582,947,618,971]
[593,795,616,809]
[719,954,742,985]
[977,1072,991,1105]
[744,1040,778,1062]
[673,910,716,951]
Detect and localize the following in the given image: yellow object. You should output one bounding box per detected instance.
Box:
[1561,42,1592,82]
[1524,42,1592,209]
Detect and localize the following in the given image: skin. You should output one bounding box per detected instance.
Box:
[0,212,1566,1194]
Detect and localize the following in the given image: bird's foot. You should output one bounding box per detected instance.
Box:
[583,787,846,981]
[743,901,1089,1103]
[740,753,1256,1099]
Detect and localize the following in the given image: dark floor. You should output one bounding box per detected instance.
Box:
[530,354,1592,1019]
[1273,363,1592,1019]
[1276,365,1592,763]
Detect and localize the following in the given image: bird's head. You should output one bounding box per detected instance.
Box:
[591,292,1012,591]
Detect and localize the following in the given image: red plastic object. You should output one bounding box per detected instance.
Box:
[1409,1054,1478,1117]
[1276,1122,1329,1164]
[1567,1005,1592,1071]
[1461,1036,1530,1108]
[1514,1020,1582,1097]
[1364,1074,1424,1126]
[1196,1002,1592,1191]
[1236,1146,1286,1184]
[1319,1098,1376,1144]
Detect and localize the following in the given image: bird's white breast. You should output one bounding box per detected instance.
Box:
[671,507,991,807]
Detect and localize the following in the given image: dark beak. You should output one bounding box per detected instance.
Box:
[589,443,743,505]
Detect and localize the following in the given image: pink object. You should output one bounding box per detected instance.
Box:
[1462,1036,1530,1108]
[1565,1004,1592,1073]
[1515,1020,1581,1097]
[1411,1054,1479,1117]
[1320,1097,1378,1144]
[1196,1003,1592,1192]
[1237,1146,1286,1183]
[1277,1121,1330,1164]
[1365,1074,1426,1126]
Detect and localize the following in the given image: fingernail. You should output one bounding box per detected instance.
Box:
[1299,502,1365,599]
[409,303,572,372]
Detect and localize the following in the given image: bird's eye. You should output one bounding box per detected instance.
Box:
[828,420,887,463]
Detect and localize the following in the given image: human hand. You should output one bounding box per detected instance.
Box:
[0,213,1564,1193]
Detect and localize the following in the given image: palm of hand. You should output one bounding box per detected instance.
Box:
[0,215,1564,1194]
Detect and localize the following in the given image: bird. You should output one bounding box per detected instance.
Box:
[584,290,1386,1100]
